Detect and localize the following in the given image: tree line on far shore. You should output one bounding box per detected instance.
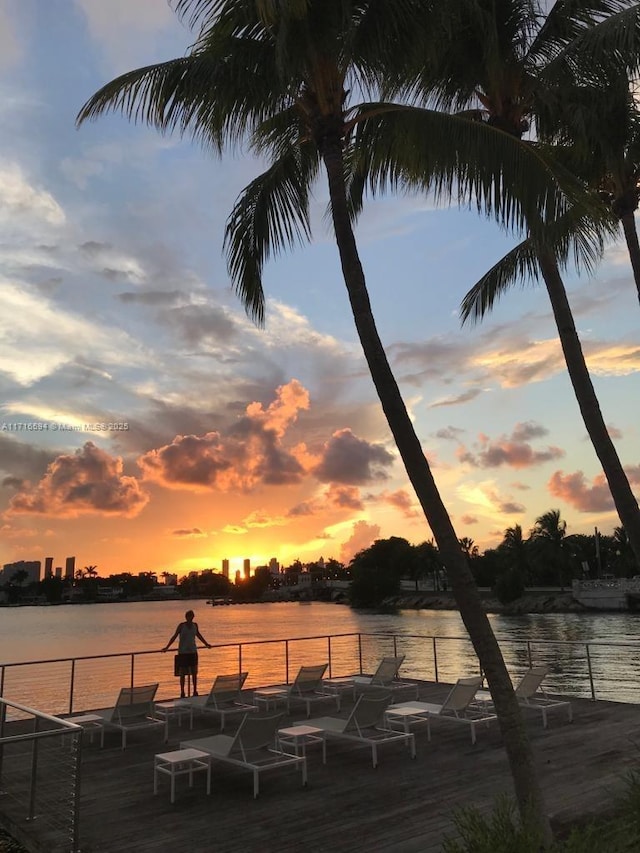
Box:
[3,508,634,608]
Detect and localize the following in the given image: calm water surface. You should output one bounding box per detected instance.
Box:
[1,601,639,712]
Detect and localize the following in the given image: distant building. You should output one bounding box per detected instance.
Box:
[222,559,230,579]
[2,560,41,585]
[65,556,75,580]
[44,557,54,578]
[55,566,62,579]
[234,570,242,585]
[243,558,250,579]
[269,557,280,576]
[163,573,178,586]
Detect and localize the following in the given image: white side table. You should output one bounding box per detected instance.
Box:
[253,687,288,711]
[154,748,211,804]
[155,699,191,730]
[64,714,105,747]
[323,677,356,702]
[277,725,326,763]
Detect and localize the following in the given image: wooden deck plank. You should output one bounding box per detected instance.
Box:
[1,680,638,852]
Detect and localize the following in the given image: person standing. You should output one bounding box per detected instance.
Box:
[163,610,211,697]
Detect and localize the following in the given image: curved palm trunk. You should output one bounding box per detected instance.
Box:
[537,248,640,569]
[320,135,552,843]
[620,211,640,307]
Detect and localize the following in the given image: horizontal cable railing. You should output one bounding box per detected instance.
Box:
[2,632,640,717]
[0,698,82,852]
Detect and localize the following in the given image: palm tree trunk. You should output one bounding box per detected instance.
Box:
[620,211,640,307]
[537,248,640,569]
[320,134,552,844]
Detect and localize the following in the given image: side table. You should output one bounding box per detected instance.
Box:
[154,748,211,804]
[277,724,326,763]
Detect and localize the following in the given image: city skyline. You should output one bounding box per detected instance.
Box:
[0,1,639,577]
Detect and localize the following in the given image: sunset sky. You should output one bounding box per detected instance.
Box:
[1,0,639,579]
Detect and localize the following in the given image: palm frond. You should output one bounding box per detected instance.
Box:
[543,3,640,84]
[350,104,599,239]
[224,141,319,325]
[77,37,289,151]
[460,201,619,324]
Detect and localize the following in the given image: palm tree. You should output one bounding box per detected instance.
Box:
[84,565,99,579]
[75,0,597,836]
[529,509,576,588]
[500,524,532,582]
[390,0,640,571]
[540,73,640,306]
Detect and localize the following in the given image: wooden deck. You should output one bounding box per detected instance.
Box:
[1,680,639,852]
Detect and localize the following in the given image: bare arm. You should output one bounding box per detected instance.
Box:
[162,624,181,652]
[195,625,212,649]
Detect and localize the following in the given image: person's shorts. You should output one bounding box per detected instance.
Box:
[174,652,198,676]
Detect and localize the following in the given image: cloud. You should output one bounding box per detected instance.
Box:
[325,484,364,511]
[380,489,421,519]
[0,163,65,227]
[547,466,640,512]
[430,389,483,408]
[339,520,381,565]
[172,528,206,538]
[435,426,466,441]
[0,277,149,386]
[461,514,478,525]
[458,422,564,470]
[7,441,149,517]
[138,381,308,491]
[74,0,178,74]
[313,428,394,484]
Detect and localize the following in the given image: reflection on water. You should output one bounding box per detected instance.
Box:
[1,601,639,713]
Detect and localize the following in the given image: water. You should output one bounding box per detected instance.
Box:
[1,600,639,713]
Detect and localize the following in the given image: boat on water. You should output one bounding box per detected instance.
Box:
[572,577,640,611]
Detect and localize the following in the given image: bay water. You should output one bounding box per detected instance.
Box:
[1,600,639,712]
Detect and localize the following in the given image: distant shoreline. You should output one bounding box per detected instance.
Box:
[386,590,589,615]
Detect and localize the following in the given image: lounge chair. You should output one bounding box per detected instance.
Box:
[182,672,257,730]
[385,675,495,744]
[301,690,416,767]
[256,664,339,717]
[475,665,573,728]
[181,711,307,798]
[94,683,167,749]
[354,655,420,700]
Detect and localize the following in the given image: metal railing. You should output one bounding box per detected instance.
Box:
[0,698,82,852]
[1,631,639,717]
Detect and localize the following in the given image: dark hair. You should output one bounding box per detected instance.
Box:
[185,610,194,620]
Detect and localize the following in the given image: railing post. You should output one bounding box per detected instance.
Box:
[526,641,533,669]
[0,699,6,787]
[586,643,596,701]
[69,659,76,715]
[393,636,398,657]
[27,716,40,821]
[327,636,332,677]
[432,637,439,683]
[130,654,135,691]
[238,644,242,677]
[358,634,363,675]
[285,640,290,684]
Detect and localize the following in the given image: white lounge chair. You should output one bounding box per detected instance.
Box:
[94,683,167,749]
[385,675,495,744]
[301,690,416,767]
[181,711,307,798]
[182,672,257,730]
[354,655,419,700]
[476,665,573,728]
[256,664,339,717]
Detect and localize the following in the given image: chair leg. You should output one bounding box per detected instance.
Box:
[253,769,259,798]
[372,743,378,768]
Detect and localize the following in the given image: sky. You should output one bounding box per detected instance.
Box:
[1,0,639,579]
